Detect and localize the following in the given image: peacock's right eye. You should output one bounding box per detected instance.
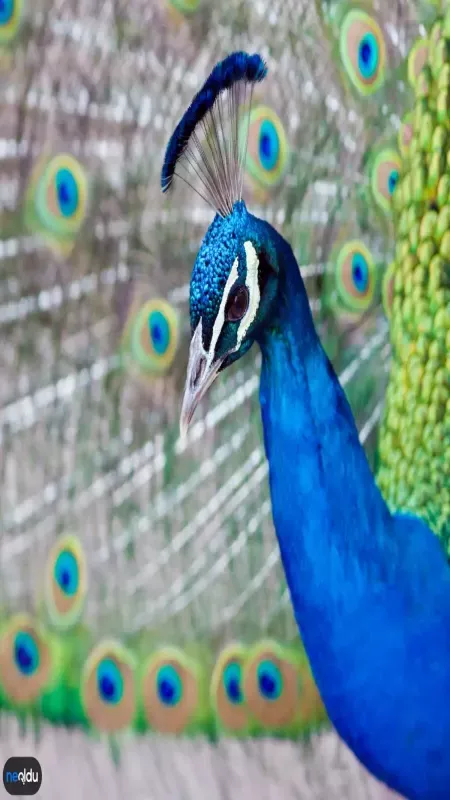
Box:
[225,286,249,322]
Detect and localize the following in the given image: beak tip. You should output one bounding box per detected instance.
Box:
[179,417,189,442]
[179,403,193,442]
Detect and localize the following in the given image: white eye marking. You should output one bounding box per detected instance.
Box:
[237,241,260,344]
[202,241,261,365]
[205,256,239,369]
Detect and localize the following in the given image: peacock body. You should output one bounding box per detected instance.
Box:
[161,7,450,799]
[0,0,449,798]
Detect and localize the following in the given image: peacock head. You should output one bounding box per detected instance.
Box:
[182,200,281,433]
[161,51,284,435]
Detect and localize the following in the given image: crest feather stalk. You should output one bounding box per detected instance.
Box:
[161,52,267,217]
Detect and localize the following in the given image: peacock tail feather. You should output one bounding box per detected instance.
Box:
[241,103,291,203]
[0,0,448,796]
[0,0,24,49]
[23,152,89,257]
[42,533,88,631]
[210,642,251,735]
[119,292,180,383]
[81,640,137,733]
[377,10,450,551]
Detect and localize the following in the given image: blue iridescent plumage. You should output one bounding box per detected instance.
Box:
[162,50,450,799]
[148,310,170,355]
[55,168,79,217]
[358,33,378,79]
[97,658,124,705]
[0,0,23,46]
[156,664,183,706]
[388,170,398,194]
[54,550,79,596]
[223,662,243,704]
[0,0,14,25]
[351,253,369,293]
[257,660,282,701]
[14,631,39,676]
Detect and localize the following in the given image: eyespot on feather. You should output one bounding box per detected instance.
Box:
[339,9,387,96]
[24,153,88,255]
[141,648,199,734]
[243,641,299,729]
[44,534,87,631]
[334,240,377,313]
[407,38,429,88]
[242,105,289,191]
[0,0,24,45]
[37,155,88,234]
[82,641,136,733]
[121,296,179,379]
[210,644,249,732]
[0,614,52,705]
[370,149,402,213]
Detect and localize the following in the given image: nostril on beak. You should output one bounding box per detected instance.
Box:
[192,357,205,388]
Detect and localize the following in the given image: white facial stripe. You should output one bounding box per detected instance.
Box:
[237,241,260,344]
[206,256,239,368]
[201,241,261,365]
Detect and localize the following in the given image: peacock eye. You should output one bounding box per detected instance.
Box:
[225,286,249,322]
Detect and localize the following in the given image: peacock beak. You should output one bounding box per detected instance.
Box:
[180,320,225,439]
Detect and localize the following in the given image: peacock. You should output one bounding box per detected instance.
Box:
[0,0,449,798]
[160,17,450,800]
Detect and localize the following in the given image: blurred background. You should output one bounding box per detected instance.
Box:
[0,0,429,796]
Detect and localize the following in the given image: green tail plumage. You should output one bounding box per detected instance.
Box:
[377,12,450,550]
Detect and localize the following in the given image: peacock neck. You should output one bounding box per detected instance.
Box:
[257,236,396,638]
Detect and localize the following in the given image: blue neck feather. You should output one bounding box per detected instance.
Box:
[257,231,395,617]
[255,228,450,798]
